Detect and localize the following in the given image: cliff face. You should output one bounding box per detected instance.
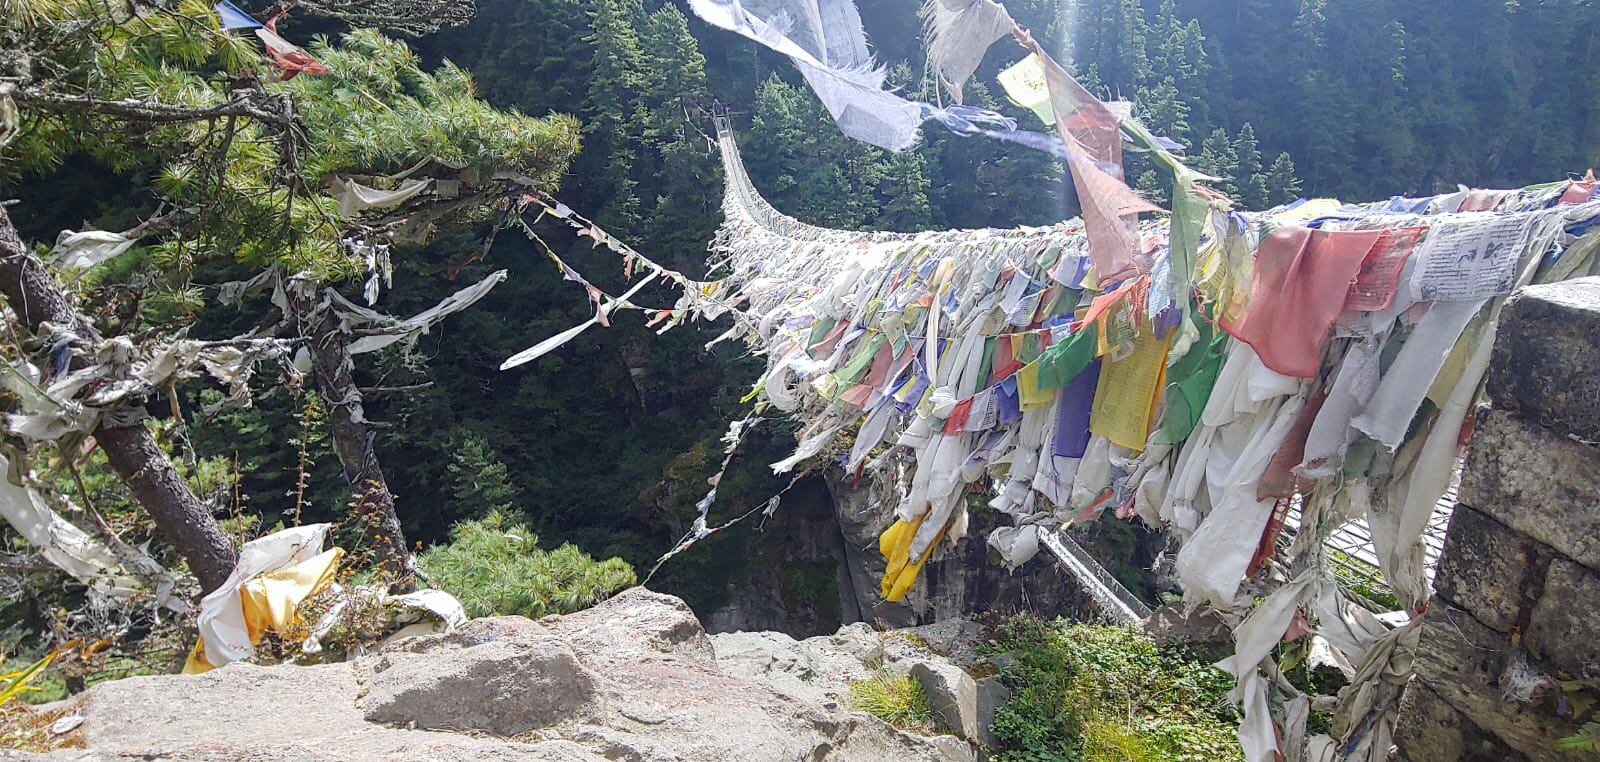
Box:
[20,588,981,762]
[827,473,1086,628]
[702,472,1091,636]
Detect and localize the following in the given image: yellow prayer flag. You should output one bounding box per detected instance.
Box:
[1269,198,1344,225]
[878,514,949,602]
[240,548,343,645]
[997,54,1055,127]
[183,547,344,674]
[811,373,841,398]
[1090,330,1173,451]
[1016,360,1058,409]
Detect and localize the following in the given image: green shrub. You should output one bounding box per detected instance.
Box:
[848,670,935,735]
[418,512,637,618]
[986,615,1241,761]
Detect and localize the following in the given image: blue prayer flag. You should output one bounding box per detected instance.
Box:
[215,0,262,30]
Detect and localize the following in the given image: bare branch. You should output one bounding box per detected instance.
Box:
[288,0,474,37]
[10,87,295,127]
[121,209,193,239]
[358,382,432,396]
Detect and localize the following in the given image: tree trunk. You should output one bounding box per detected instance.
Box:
[287,286,413,580]
[0,205,238,593]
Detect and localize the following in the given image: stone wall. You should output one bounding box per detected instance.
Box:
[1393,278,1600,761]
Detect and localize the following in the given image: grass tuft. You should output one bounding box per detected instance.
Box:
[848,670,936,735]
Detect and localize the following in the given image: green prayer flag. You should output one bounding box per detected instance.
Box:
[807,317,837,348]
[836,333,887,384]
[977,336,997,388]
[1029,327,1097,394]
[1150,312,1228,445]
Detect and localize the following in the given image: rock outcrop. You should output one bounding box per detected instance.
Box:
[710,617,1006,748]
[13,588,977,762]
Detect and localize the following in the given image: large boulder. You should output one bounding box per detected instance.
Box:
[1487,277,1600,441]
[360,620,599,735]
[974,677,1011,750]
[710,626,881,706]
[21,660,602,762]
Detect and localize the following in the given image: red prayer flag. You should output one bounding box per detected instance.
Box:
[1221,226,1384,378]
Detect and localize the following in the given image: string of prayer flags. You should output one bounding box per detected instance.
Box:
[664,112,1600,762]
[1014,30,1160,280]
[687,0,1016,152]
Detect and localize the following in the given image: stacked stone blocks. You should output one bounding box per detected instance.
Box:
[1394,278,1600,761]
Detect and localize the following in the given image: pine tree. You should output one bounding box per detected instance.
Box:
[1233,123,1269,209]
[1114,0,1153,91]
[638,4,719,270]
[1170,15,1212,136]
[1065,0,1113,72]
[1293,0,1329,54]
[446,429,523,518]
[584,0,648,127]
[1195,127,1239,198]
[745,72,939,232]
[1263,152,1303,206]
[925,81,1061,228]
[868,63,935,231]
[1136,77,1190,145]
[873,151,935,232]
[748,75,865,228]
[1134,169,1170,207]
[1150,0,1185,76]
[421,0,592,114]
[639,4,708,139]
[1,0,581,586]
[583,0,650,234]
[1149,1,1209,100]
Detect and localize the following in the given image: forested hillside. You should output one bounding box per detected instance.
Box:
[2,0,1596,657]
[399,0,1600,610]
